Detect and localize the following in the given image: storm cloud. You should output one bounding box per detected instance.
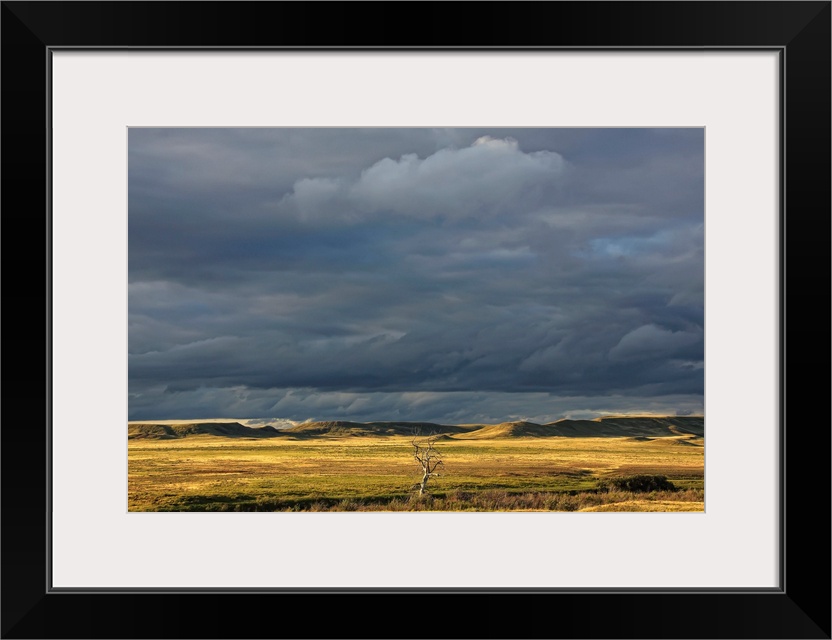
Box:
[129,128,704,422]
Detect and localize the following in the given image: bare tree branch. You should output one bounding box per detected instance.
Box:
[411,431,446,496]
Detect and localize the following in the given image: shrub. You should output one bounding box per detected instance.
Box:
[596,474,676,493]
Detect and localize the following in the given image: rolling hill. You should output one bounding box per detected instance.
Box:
[128,422,282,440]
[453,421,558,439]
[128,416,703,440]
[281,420,470,437]
[548,415,703,437]
[454,416,703,439]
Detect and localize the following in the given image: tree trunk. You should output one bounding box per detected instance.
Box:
[419,472,429,495]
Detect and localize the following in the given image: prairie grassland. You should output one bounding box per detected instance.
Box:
[128,433,704,512]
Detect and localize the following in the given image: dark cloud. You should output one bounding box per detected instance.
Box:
[129,128,704,421]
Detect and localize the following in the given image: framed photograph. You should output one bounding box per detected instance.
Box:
[3,2,829,638]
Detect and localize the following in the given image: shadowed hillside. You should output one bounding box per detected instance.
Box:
[453,421,557,439]
[282,421,470,437]
[454,416,704,439]
[128,416,703,440]
[128,422,282,440]
[545,415,703,437]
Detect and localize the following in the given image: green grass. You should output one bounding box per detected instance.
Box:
[129,433,704,512]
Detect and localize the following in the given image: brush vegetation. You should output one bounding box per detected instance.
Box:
[129,416,704,512]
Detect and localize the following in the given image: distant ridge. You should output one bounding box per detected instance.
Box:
[453,416,703,439]
[453,421,555,439]
[282,420,470,437]
[128,416,703,440]
[128,421,283,440]
[547,415,703,437]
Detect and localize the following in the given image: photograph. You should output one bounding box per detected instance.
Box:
[3,0,828,636]
[128,127,705,513]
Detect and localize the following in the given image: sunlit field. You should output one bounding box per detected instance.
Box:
[128,430,704,512]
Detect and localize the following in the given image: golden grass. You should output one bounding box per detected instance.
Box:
[128,433,704,512]
[580,500,705,512]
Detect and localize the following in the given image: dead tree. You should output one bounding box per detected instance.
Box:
[412,433,444,496]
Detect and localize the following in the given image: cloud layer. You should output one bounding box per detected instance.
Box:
[129,128,704,422]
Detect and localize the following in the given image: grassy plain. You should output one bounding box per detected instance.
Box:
[128,433,704,512]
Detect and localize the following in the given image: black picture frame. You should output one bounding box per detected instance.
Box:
[2,2,829,638]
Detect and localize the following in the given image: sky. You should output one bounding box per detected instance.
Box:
[128,128,704,424]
